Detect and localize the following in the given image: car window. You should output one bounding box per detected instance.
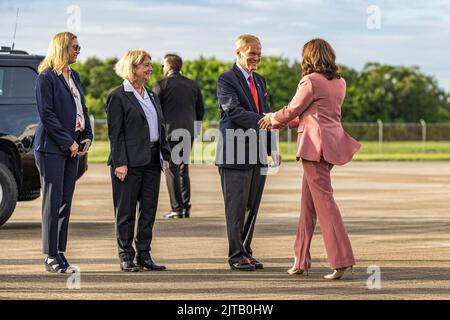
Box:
[0,66,37,99]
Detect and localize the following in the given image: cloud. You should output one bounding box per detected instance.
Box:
[0,0,448,90]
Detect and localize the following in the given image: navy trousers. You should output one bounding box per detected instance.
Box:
[35,151,78,256]
[219,165,267,265]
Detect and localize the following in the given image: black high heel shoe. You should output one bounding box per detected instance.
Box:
[58,253,77,274]
[58,253,69,267]
[44,255,64,273]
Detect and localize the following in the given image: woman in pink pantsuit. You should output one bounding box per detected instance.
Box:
[259,38,361,280]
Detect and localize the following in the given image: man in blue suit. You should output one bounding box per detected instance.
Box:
[216,34,279,271]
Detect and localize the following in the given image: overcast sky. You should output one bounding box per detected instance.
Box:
[1,0,449,90]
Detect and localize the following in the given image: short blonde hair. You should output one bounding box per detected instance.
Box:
[115,49,151,82]
[38,31,77,74]
[235,34,261,51]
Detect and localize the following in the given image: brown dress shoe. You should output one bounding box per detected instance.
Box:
[249,257,264,269]
[230,258,255,271]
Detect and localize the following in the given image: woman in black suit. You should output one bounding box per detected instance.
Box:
[35,32,93,273]
[107,49,171,272]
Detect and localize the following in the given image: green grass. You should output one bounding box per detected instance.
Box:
[88,140,111,163]
[88,141,450,163]
[280,141,450,161]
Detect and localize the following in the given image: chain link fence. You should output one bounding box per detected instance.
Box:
[91,117,450,143]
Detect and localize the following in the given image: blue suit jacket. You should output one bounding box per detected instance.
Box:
[34,69,93,155]
[216,64,274,169]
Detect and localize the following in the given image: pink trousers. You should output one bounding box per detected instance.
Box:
[293,158,355,270]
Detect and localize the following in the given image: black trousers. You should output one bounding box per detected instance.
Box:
[165,138,194,212]
[219,165,267,265]
[35,151,79,256]
[111,146,161,262]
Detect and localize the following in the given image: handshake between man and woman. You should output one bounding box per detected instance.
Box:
[215,34,360,279]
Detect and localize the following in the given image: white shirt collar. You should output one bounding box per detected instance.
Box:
[123,79,137,92]
[236,63,252,81]
[123,79,150,101]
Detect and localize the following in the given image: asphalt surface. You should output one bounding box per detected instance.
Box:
[1,162,450,299]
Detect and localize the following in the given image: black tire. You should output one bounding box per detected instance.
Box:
[0,162,18,227]
[18,189,41,201]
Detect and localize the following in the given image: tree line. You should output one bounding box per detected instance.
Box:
[73,56,450,123]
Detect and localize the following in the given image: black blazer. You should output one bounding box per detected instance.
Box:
[152,72,204,139]
[106,85,171,169]
[34,69,93,155]
[216,64,274,169]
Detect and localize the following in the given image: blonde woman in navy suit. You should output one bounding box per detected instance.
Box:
[35,32,93,273]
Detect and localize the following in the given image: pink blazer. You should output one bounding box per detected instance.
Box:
[271,73,361,165]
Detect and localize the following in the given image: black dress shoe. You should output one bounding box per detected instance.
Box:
[249,257,264,269]
[120,261,140,272]
[136,258,166,271]
[44,255,65,273]
[164,211,184,219]
[230,258,255,271]
[182,209,190,218]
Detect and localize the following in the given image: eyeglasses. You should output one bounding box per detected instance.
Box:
[72,45,81,52]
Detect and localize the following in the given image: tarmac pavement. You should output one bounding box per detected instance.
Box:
[1,162,450,299]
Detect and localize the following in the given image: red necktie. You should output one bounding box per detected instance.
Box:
[248,75,260,113]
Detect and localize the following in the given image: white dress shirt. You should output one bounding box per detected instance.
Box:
[123,79,159,142]
[236,63,254,88]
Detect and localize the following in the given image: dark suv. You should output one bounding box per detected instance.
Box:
[0,47,88,226]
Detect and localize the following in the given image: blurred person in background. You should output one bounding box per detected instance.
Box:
[153,53,204,219]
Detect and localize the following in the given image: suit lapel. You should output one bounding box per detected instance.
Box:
[146,88,164,165]
[146,88,163,136]
[57,74,76,100]
[123,87,147,120]
[56,73,79,122]
[70,73,85,106]
[233,65,258,113]
[146,89,163,120]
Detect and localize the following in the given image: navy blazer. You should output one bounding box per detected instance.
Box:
[216,64,274,169]
[34,69,93,155]
[106,85,171,169]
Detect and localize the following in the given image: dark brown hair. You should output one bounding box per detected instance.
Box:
[164,53,183,73]
[301,38,341,80]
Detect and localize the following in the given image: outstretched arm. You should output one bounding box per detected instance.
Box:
[272,76,314,125]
